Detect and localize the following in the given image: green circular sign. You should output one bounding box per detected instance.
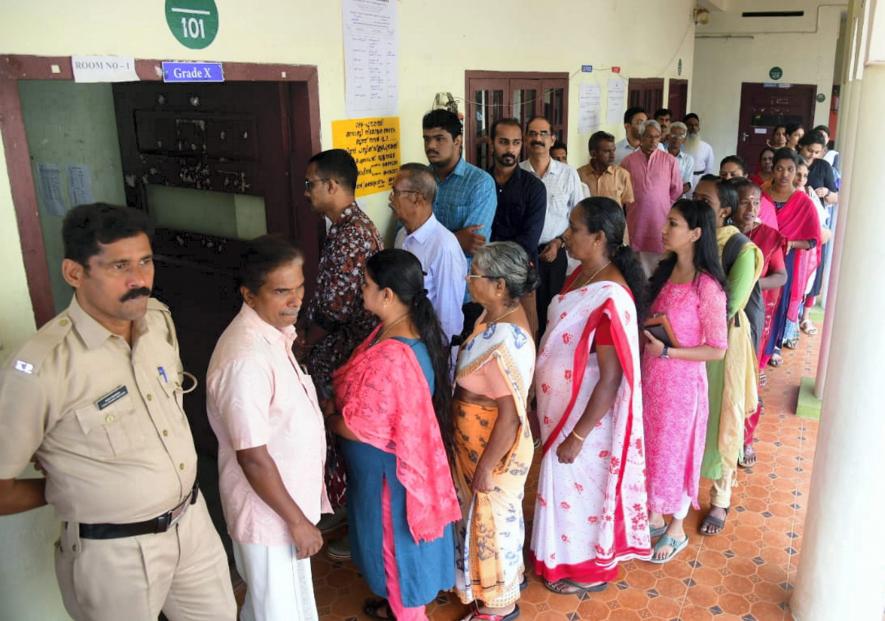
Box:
[769,66,783,81]
[166,0,218,49]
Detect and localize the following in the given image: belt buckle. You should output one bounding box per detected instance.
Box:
[156,512,172,533]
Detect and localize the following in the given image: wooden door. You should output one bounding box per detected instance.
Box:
[628,78,664,113]
[736,82,816,166]
[112,81,321,544]
[668,79,688,119]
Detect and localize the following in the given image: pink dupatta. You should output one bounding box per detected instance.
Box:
[332,327,461,543]
[765,189,822,320]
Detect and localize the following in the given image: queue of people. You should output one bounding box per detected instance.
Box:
[0,108,836,621]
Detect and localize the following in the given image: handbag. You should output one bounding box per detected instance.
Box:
[643,313,680,348]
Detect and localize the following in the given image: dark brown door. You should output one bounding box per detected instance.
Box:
[668,79,688,119]
[112,81,321,545]
[736,82,816,167]
[628,78,664,113]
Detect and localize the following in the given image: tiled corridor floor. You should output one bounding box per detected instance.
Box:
[262,333,821,621]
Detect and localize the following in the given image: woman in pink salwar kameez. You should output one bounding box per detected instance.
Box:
[531,198,652,595]
[641,199,728,564]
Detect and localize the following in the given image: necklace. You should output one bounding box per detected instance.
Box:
[374,312,410,343]
[572,261,611,290]
[488,303,519,324]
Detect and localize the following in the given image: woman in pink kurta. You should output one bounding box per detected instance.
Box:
[641,199,728,564]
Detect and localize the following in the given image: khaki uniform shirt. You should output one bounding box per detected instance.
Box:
[0,296,197,524]
[577,163,635,207]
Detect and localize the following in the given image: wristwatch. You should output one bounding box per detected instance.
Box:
[660,345,670,359]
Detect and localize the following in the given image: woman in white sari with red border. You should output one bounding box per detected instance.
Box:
[531,198,652,595]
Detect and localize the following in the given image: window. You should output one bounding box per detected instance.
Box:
[464,71,569,170]
[627,78,664,115]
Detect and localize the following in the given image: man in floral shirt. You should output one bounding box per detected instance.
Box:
[297,149,382,530]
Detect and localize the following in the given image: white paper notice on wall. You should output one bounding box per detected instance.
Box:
[606,77,627,126]
[72,56,139,83]
[37,163,66,217]
[342,0,398,118]
[577,83,601,134]
[68,165,95,206]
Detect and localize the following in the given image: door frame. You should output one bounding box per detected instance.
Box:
[0,54,321,328]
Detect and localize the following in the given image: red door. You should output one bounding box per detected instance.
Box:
[668,79,688,119]
[736,82,816,167]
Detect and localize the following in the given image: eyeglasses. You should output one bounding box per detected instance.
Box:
[304,177,329,190]
[526,130,551,139]
[466,274,501,281]
[390,188,422,199]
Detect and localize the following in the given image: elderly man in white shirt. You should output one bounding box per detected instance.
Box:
[666,121,695,196]
[519,115,585,336]
[683,113,716,190]
[392,163,467,349]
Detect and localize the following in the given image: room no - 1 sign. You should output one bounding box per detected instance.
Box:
[166,0,218,49]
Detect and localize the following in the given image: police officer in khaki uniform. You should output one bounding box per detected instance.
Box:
[0,203,236,621]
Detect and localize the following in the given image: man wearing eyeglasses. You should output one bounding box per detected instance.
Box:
[297,149,382,558]
[391,163,467,349]
[519,115,585,337]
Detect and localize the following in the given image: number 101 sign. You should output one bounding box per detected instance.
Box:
[165,0,219,49]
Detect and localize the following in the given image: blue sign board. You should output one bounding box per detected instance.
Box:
[162,61,224,82]
[581,64,593,73]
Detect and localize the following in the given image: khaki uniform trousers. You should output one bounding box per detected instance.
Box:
[55,494,236,621]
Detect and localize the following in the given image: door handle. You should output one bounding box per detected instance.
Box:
[741,132,749,142]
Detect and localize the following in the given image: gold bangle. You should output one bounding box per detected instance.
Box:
[571,429,586,442]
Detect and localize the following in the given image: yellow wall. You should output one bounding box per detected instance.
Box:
[0,1,695,617]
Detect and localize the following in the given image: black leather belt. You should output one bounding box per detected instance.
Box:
[77,482,199,540]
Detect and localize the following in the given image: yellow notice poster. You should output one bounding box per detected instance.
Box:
[331,116,401,197]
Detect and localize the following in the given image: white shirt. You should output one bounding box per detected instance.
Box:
[394,213,467,345]
[519,158,585,245]
[684,138,716,188]
[615,138,665,165]
[674,150,695,185]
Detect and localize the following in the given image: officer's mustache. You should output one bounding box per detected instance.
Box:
[120,287,152,302]
[531,141,544,148]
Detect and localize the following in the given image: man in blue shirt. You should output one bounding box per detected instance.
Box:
[422,109,496,337]
[422,109,496,260]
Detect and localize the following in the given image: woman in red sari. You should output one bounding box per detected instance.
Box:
[760,149,821,369]
[729,178,787,466]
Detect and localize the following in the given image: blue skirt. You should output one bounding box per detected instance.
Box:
[766,250,797,355]
[339,438,455,607]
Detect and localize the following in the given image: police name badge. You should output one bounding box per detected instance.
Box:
[14,360,34,374]
[96,385,129,410]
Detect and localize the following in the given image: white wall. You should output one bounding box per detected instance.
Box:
[691,0,845,162]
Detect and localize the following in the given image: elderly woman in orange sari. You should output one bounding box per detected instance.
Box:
[453,242,538,621]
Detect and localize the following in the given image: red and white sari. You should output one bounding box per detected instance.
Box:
[530,277,651,583]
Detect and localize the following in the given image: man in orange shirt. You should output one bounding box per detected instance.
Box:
[577,130,635,209]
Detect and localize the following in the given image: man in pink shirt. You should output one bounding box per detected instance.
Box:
[207,235,330,621]
[621,119,684,276]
